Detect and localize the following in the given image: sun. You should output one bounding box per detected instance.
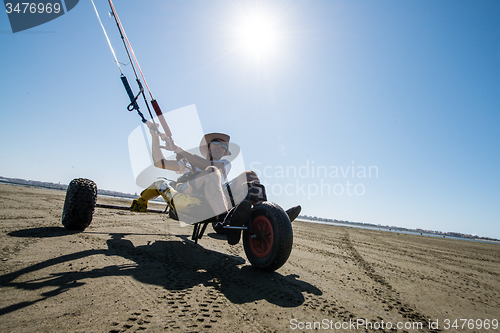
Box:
[237,13,279,59]
[229,4,286,64]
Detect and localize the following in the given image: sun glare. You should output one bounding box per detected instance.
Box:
[227,2,288,65]
[220,0,295,84]
[238,14,279,59]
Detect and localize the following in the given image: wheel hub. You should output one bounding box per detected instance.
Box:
[249,216,274,258]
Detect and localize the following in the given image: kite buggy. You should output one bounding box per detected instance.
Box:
[61,177,295,272]
[59,1,300,272]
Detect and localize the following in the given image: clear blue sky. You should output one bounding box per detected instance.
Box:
[1,0,499,239]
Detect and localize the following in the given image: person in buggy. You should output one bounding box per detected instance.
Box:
[131,121,301,245]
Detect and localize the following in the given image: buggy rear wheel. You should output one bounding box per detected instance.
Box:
[61,178,97,230]
[243,202,293,271]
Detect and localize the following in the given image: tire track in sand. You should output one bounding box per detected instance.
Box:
[341,232,439,332]
[78,224,265,332]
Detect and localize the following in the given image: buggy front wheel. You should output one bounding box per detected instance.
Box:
[243,202,293,271]
[61,178,97,230]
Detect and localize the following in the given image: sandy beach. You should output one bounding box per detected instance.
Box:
[1,183,499,332]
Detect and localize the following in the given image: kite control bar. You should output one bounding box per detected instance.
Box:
[93,0,173,141]
[120,74,148,124]
[121,75,141,112]
[108,0,172,141]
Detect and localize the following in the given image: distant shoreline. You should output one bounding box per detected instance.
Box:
[0,177,165,203]
[1,176,497,242]
[294,219,500,245]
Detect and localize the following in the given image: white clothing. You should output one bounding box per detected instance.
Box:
[176,158,231,184]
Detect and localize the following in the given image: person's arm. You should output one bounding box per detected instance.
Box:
[147,122,180,171]
[147,121,226,173]
[173,147,226,173]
